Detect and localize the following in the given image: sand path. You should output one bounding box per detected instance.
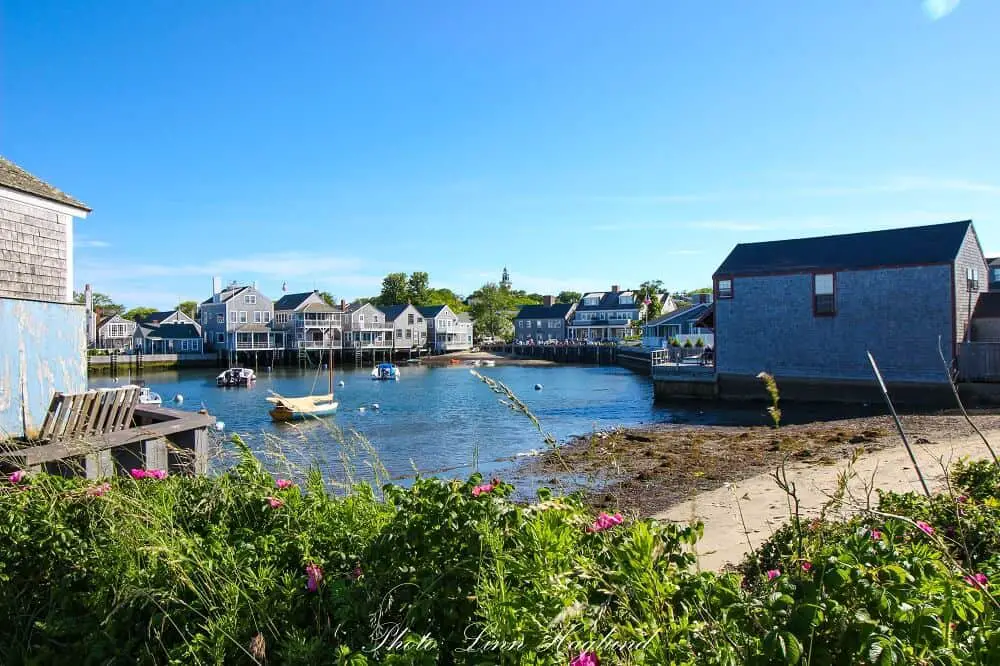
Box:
[653,427,1000,571]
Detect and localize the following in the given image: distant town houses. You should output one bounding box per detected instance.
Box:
[96,313,136,350]
[132,308,202,354]
[513,296,576,343]
[199,278,281,353]
[641,302,714,349]
[273,290,344,351]
[381,304,428,351]
[567,286,673,342]
[419,305,474,352]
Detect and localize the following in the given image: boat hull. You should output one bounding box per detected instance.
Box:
[269,402,339,422]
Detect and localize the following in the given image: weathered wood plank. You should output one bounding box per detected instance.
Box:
[118,387,140,432]
[82,390,105,435]
[38,394,65,442]
[102,390,127,434]
[63,391,92,438]
[73,391,98,437]
[51,393,80,442]
[92,390,117,435]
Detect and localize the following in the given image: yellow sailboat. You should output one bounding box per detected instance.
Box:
[268,337,339,421]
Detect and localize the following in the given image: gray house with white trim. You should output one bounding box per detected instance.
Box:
[380,304,428,351]
[712,220,988,399]
[199,278,280,352]
[96,314,137,350]
[419,305,473,352]
[274,291,344,351]
[513,297,576,342]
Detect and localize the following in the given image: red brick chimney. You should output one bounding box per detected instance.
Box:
[543,295,555,307]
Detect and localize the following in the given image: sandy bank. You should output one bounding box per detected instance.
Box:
[419,351,554,367]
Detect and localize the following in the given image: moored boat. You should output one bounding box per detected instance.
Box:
[217,368,256,387]
[371,363,400,381]
[267,394,339,421]
[121,383,162,405]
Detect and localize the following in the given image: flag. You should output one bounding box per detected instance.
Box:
[282,281,288,292]
[643,296,651,306]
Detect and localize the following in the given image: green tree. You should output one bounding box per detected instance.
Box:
[689,287,712,294]
[469,282,516,341]
[176,300,198,319]
[425,288,468,313]
[557,291,581,304]
[124,307,158,321]
[377,273,409,306]
[636,280,666,320]
[318,291,337,307]
[407,272,430,306]
[73,291,124,317]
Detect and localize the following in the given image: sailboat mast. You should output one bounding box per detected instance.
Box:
[329,325,334,394]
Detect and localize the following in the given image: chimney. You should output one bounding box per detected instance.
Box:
[543,295,555,307]
[84,284,96,345]
[611,284,620,294]
[340,299,346,312]
[212,276,222,304]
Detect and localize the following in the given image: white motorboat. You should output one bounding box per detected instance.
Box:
[217,367,256,387]
[121,384,162,405]
[371,363,400,381]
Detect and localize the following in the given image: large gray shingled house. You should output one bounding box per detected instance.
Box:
[712,220,988,401]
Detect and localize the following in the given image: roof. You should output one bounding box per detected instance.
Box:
[715,220,974,277]
[0,156,91,211]
[575,291,648,312]
[301,301,337,313]
[141,323,201,340]
[644,303,712,328]
[98,313,131,327]
[235,323,272,333]
[989,257,1000,268]
[137,310,178,324]
[274,291,316,311]
[973,293,1000,320]
[380,304,413,321]
[514,303,575,320]
[201,285,249,305]
[418,305,447,318]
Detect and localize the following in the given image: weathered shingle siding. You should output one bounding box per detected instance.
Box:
[953,226,990,344]
[0,194,67,301]
[717,265,954,383]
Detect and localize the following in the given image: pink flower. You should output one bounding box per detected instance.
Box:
[86,483,111,497]
[965,572,989,589]
[147,469,167,480]
[305,563,323,592]
[801,561,813,573]
[276,479,294,489]
[916,521,935,536]
[130,468,147,480]
[870,529,882,541]
[570,652,600,666]
[266,496,284,509]
[472,483,495,497]
[957,495,969,504]
[8,470,26,484]
[587,512,624,533]
[351,565,363,580]
[767,569,781,580]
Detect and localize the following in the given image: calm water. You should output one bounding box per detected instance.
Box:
[89,364,880,488]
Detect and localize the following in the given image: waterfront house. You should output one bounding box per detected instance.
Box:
[343,301,393,350]
[199,278,281,353]
[418,305,474,352]
[641,303,714,349]
[273,291,344,351]
[380,304,428,351]
[137,309,197,327]
[513,296,576,342]
[989,258,1000,292]
[712,220,988,400]
[567,286,673,342]
[96,313,137,351]
[0,156,90,438]
[133,322,204,354]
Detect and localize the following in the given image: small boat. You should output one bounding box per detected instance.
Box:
[121,383,162,405]
[371,363,400,381]
[217,367,256,387]
[482,360,496,367]
[405,358,421,364]
[268,333,339,421]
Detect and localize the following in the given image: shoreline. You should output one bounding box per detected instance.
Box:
[419,351,555,367]
[521,411,1000,567]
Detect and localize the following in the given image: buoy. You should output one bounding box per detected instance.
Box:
[215,422,225,431]
[338,380,345,387]
[534,384,543,391]
[372,403,380,410]
[173,394,184,404]
[358,407,366,413]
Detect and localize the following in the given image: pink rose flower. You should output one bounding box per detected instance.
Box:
[8,470,26,484]
[766,569,781,581]
[86,483,111,497]
[964,572,989,589]
[266,496,284,509]
[916,520,934,536]
[870,529,882,541]
[472,483,495,497]
[276,479,294,489]
[587,512,624,533]
[801,561,813,573]
[305,563,323,592]
[570,651,600,666]
[130,468,147,480]
[147,469,168,480]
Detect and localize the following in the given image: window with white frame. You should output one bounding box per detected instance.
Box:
[619,294,633,305]
[407,313,414,324]
[717,279,733,299]
[245,294,257,305]
[254,311,263,323]
[276,313,288,324]
[239,311,248,323]
[229,311,237,323]
[217,314,225,324]
[584,296,599,306]
[993,268,1000,283]
[814,273,836,316]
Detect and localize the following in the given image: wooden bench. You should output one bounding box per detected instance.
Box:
[1,388,215,479]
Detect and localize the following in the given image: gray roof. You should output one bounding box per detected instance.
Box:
[301,301,337,313]
[988,257,1000,268]
[274,291,316,311]
[235,323,272,333]
[379,304,413,320]
[201,285,248,305]
[644,302,711,328]
[575,291,649,312]
[140,323,201,340]
[417,305,447,318]
[715,220,974,277]
[137,310,179,325]
[973,293,1000,319]
[514,303,575,320]
[0,156,90,211]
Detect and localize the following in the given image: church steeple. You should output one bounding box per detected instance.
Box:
[500,266,511,290]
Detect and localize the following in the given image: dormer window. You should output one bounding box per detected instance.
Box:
[584,296,600,306]
[619,294,633,305]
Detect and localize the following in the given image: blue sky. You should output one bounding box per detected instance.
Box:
[2,0,998,309]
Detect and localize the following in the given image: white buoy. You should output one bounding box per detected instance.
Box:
[173,394,184,404]
[338,380,345,387]
[215,422,225,431]
[358,407,366,413]
[372,403,380,410]
[534,383,543,391]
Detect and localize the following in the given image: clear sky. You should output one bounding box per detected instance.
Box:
[3,0,998,309]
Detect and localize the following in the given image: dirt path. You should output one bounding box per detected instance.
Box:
[654,428,1000,571]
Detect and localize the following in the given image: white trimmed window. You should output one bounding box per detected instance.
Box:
[254,311,263,323]
[717,279,733,299]
[814,273,836,316]
[239,311,248,323]
[245,294,257,305]
[229,311,237,323]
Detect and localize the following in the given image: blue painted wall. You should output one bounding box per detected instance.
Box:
[0,297,87,440]
[716,265,954,383]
